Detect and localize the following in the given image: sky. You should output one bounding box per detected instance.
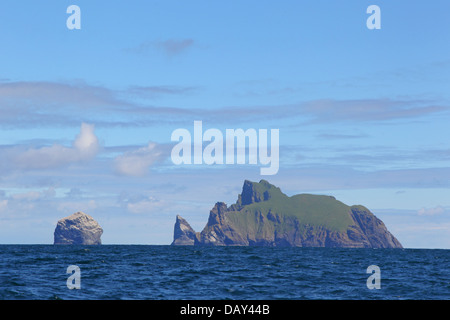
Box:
[0,0,449,248]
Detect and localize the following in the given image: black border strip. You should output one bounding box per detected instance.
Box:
[1,300,446,318]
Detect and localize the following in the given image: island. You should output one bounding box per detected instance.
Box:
[54,211,103,245]
[172,180,402,248]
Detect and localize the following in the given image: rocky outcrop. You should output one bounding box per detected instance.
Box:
[54,212,103,245]
[171,215,198,245]
[172,180,402,248]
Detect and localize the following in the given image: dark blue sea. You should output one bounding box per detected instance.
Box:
[0,245,448,300]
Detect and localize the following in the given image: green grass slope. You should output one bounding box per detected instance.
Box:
[226,180,354,233]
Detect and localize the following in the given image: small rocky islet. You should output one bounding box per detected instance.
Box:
[53,211,103,245]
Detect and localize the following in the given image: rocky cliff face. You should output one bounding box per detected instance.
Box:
[172,180,402,248]
[54,212,103,245]
[171,215,198,245]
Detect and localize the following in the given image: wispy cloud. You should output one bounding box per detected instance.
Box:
[0,80,197,128]
[0,80,447,129]
[126,196,167,214]
[113,142,170,176]
[300,99,447,123]
[155,39,194,56]
[0,80,126,128]
[417,206,449,216]
[0,80,121,110]
[315,133,368,140]
[126,38,195,57]
[127,85,198,99]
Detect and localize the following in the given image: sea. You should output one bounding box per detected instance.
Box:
[0,245,448,300]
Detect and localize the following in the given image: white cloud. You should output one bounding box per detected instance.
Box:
[0,187,57,218]
[73,123,99,157]
[57,199,97,215]
[127,196,165,214]
[11,191,42,201]
[417,206,447,216]
[3,123,99,171]
[10,187,56,202]
[0,200,8,212]
[114,142,164,176]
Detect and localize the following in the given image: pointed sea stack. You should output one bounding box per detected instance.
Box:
[54,212,103,245]
[171,215,198,245]
[172,180,403,248]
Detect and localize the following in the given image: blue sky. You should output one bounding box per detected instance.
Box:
[0,1,449,248]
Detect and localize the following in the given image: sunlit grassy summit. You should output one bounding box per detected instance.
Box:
[172,180,402,248]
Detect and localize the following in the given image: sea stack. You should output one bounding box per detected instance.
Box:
[171,215,198,245]
[54,211,103,245]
